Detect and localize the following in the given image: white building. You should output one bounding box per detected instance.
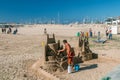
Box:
[105,17,120,34]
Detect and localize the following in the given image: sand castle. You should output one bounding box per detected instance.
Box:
[31,33,98,80]
[40,34,98,72]
[42,34,68,72]
[75,36,98,61]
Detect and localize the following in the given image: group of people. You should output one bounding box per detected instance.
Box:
[44,27,113,73]
[76,27,113,40]
[76,28,93,38]
[106,28,112,40]
[1,28,6,33]
[1,27,18,35]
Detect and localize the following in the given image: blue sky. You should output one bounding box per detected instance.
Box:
[0,0,120,23]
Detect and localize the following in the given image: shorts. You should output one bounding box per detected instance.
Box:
[68,57,73,65]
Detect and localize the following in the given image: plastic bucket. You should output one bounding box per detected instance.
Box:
[74,64,80,71]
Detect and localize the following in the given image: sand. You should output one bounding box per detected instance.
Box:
[0,24,120,80]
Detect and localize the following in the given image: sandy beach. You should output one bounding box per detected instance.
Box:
[0,24,120,80]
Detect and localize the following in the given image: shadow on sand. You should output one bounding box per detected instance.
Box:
[80,64,98,70]
[72,64,98,73]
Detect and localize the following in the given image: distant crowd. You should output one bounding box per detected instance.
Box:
[1,27,18,34]
[76,28,112,40]
[75,28,94,38]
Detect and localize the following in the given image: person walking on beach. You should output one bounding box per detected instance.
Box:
[1,28,4,33]
[7,27,12,34]
[2,28,6,34]
[108,29,112,40]
[13,28,18,34]
[58,40,74,69]
[94,31,96,37]
[85,32,89,37]
[81,32,84,37]
[105,29,109,39]
[44,28,47,34]
[98,31,101,41]
[89,28,93,37]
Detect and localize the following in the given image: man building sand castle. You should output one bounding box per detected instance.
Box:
[58,40,74,72]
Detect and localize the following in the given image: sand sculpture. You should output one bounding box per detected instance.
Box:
[42,34,68,72]
[75,36,97,61]
[41,34,97,72]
